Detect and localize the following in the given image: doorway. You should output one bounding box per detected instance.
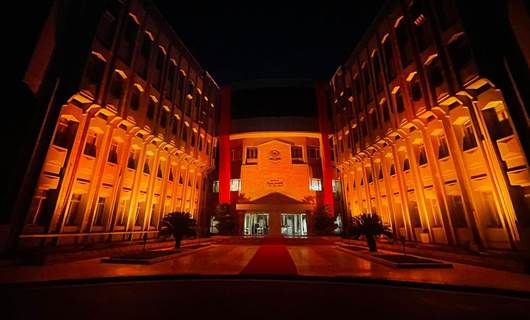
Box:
[244,213,269,236]
[281,213,307,237]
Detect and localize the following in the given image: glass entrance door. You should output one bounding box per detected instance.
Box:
[244,213,269,236]
[281,213,307,237]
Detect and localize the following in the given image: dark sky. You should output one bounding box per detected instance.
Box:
[153,1,386,85]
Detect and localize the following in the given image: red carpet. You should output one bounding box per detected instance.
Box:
[240,237,298,275]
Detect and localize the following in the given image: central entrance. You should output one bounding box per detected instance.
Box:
[281,213,308,237]
[244,213,269,236]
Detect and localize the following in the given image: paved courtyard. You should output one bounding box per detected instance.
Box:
[2,238,530,293]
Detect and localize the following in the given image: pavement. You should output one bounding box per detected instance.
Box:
[2,237,530,293]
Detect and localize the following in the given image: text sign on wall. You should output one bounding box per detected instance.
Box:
[266,179,284,187]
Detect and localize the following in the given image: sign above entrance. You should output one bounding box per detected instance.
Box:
[266,179,284,187]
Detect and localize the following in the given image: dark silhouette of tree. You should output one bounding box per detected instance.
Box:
[350,213,393,252]
[159,212,196,248]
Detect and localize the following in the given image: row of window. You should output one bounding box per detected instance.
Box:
[331,0,473,140]
[231,146,321,163]
[211,178,325,192]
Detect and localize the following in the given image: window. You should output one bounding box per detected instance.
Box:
[179,174,183,184]
[138,33,152,77]
[396,19,412,67]
[435,0,459,30]
[84,132,97,157]
[438,135,450,159]
[154,47,166,89]
[403,158,410,171]
[427,57,444,88]
[362,64,373,103]
[394,88,405,113]
[166,61,177,100]
[65,194,82,226]
[230,179,241,192]
[231,148,242,161]
[410,0,432,52]
[93,197,106,226]
[159,108,168,128]
[86,53,106,95]
[127,148,139,169]
[378,167,384,180]
[447,195,467,228]
[53,118,77,149]
[172,118,178,135]
[482,105,513,140]
[307,146,320,159]
[143,156,151,174]
[109,71,125,102]
[480,191,502,228]
[310,178,322,191]
[108,141,119,164]
[212,180,219,193]
[134,202,144,226]
[332,180,340,193]
[409,201,422,228]
[182,125,188,142]
[191,132,196,147]
[448,35,473,83]
[381,100,390,122]
[168,167,174,182]
[410,75,422,101]
[115,199,127,226]
[157,162,164,179]
[389,163,396,176]
[462,121,477,151]
[97,1,120,47]
[146,97,156,120]
[418,145,427,165]
[149,203,157,226]
[199,136,203,151]
[120,16,138,64]
[373,53,383,93]
[367,171,373,183]
[291,146,303,163]
[246,147,258,163]
[370,111,378,130]
[383,38,396,80]
[428,199,442,227]
[130,85,142,111]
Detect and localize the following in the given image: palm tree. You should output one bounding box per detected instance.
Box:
[351,213,393,252]
[312,205,338,235]
[159,212,197,249]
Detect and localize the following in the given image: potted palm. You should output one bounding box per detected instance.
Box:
[159,212,197,249]
[351,213,393,252]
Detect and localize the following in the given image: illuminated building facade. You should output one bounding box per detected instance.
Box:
[7,0,219,249]
[329,0,530,252]
[210,83,338,236]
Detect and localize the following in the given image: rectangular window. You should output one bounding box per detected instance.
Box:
[438,135,450,159]
[409,201,422,228]
[212,180,219,193]
[462,122,478,151]
[418,145,427,166]
[231,148,242,161]
[135,202,144,226]
[93,197,106,226]
[246,146,258,163]
[108,141,119,164]
[332,180,340,193]
[448,195,468,228]
[127,149,139,170]
[310,178,322,191]
[480,191,502,228]
[230,179,241,192]
[115,199,127,226]
[394,88,405,113]
[291,146,303,163]
[84,132,97,157]
[65,194,83,226]
[307,146,320,159]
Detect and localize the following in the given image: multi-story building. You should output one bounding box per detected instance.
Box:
[210,82,339,236]
[5,0,219,250]
[329,0,530,253]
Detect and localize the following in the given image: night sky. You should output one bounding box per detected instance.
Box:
[153,1,386,85]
